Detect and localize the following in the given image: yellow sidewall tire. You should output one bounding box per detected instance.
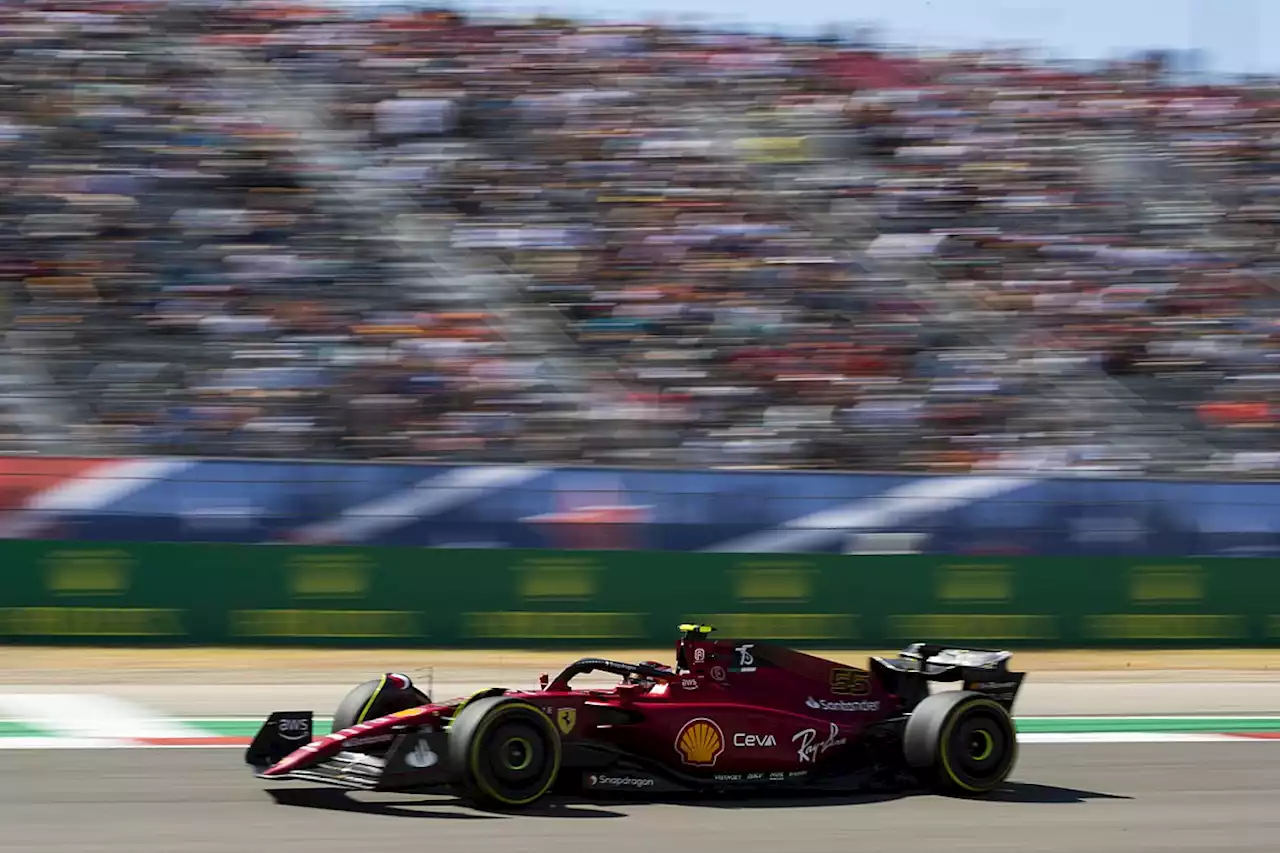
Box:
[450,697,562,810]
[904,691,1017,796]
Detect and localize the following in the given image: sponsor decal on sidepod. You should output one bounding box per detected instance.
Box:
[676,718,725,766]
[805,697,880,712]
[793,723,846,763]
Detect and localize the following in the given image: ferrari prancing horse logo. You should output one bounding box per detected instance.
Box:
[557,708,577,734]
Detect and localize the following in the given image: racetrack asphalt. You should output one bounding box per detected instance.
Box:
[1,744,1276,853]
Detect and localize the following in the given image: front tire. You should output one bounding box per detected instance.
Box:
[448,696,561,810]
[904,691,1017,795]
[331,674,428,734]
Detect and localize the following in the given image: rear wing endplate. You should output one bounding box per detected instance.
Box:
[873,643,1026,711]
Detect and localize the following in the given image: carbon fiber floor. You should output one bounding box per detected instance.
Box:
[0,744,1274,853]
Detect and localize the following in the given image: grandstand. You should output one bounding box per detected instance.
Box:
[1,1,1277,475]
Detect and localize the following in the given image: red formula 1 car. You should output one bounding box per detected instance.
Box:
[246,625,1025,809]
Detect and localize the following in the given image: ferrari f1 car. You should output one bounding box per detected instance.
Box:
[246,624,1025,809]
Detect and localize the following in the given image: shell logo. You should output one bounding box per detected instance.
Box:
[675,718,724,766]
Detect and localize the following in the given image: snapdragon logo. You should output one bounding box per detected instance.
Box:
[805,697,880,713]
[589,773,655,789]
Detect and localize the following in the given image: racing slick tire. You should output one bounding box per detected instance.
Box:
[903,691,1016,795]
[448,696,562,810]
[331,674,428,735]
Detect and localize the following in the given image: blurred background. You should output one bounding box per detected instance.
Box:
[1,0,1279,479]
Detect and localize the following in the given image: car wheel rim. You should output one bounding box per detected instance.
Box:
[502,736,533,772]
[483,718,550,790]
[951,712,1009,783]
[969,728,994,762]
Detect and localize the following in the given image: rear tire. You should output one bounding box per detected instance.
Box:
[904,691,1016,795]
[448,696,561,810]
[331,675,428,734]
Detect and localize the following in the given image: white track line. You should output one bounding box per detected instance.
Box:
[0,739,246,750]
[1019,732,1260,744]
[0,738,134,749]
[0,694,205,740]
[1022,715,1280,722]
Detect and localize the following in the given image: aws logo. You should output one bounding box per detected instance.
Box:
[675,718,724,766]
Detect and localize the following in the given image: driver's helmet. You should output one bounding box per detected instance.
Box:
[630,660,671,689]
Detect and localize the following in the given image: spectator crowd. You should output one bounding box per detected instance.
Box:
[1,0,1278,476]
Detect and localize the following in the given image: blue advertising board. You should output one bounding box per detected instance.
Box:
[0,456,1276,556]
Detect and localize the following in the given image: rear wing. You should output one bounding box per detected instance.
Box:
[871,643,1026,711]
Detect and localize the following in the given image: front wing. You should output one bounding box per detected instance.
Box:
[263,732,455,791]
[247,712,455,792]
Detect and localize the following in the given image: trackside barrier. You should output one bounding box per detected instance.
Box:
[0,541,1277,647]
[2,457,1279,557]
